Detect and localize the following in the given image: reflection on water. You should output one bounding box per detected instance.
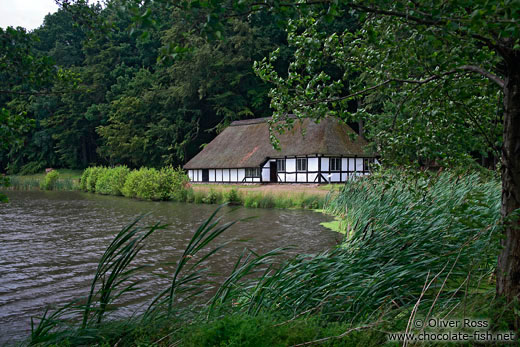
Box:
[0,190,337,344]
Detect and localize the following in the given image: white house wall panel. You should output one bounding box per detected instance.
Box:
[308,158,318,171]
[187,155,376,183]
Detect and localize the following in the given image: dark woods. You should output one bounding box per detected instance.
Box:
[0,2,291,174]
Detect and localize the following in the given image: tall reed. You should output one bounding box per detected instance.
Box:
[208,171,501,323]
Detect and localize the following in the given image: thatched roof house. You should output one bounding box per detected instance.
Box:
[184,117,376,183]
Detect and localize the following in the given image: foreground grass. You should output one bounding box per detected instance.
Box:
[24,169,510,346]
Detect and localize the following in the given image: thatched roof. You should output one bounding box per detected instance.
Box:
[184,117,375,169]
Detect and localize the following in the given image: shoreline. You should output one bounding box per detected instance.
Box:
[5,173,338,211]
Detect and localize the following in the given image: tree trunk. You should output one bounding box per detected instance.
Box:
[496,65,520,300]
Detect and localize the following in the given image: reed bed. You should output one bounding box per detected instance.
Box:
[7,175,80,191]
[208,171,501,323]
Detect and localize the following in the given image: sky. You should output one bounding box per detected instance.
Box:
[0,0,59,31]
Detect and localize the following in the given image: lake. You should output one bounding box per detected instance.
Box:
[0,190,338,344]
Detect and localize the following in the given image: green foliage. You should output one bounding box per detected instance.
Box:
[252,1,513,169]
[39,170,60,190]
[202,189,223,204]
[120,167,160,200]
[86,166,105,193]
[95,166,130,196]
[1,2,292,172]
[224,188,242,205]
[158,166,190,202]
[180,314,383,347]
[0,174,9,202]
[80,167,92,191]
[208,171,500,324]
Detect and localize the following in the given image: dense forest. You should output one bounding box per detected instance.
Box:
[1,1,294,173]
[1,0,501,175]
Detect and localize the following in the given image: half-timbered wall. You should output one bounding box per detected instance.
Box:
[187,156,377,183]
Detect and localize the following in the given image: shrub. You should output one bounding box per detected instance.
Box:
[95,166,130,195]
[39,170,60,190]
[202,189,223,204]
[80,167,92,191]
[121,170,140,198]
[225,188,242,205]
[86,167,105,193]
[193,191,205,204]
[185,188,195,203]
[121,167,161,200]
[159,166,190,202]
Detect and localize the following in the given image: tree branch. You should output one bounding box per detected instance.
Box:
[298,69,461,107]
[297,64,503,109]
[458,65,505,88]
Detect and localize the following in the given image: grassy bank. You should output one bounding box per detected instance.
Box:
[4,167,327,210]
[25,169,509,346]
[7,169,82,191]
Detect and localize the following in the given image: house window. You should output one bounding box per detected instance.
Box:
[330,157,341,172]
[276,159,286,172]
[245,168,261,178]
[296,158,307,172]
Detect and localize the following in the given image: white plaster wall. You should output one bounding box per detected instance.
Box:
[188,170,193,180]
[341,172,348,181]
[330,173,341,182]
[285,173,296,182]
[297,173,306,182]
[223,169,229,181]
[216,169,222,182]
[308,173,317,182]
[308,157,318,172]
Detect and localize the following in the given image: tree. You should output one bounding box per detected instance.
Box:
[253,1,520,302]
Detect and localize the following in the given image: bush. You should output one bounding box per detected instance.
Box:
[121,168,159,200]
[159,166,190,202]
[225,188,242,205]
[80,167,92,191]
[202,189,223,204]
[39,170,60,190]
[86,166,105,193]
[95,166,130,195]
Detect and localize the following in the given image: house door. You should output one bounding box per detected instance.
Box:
[202,169,209,182]
[269,162,277,182]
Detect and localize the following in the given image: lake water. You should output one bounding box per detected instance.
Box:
[0,191,337,344]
